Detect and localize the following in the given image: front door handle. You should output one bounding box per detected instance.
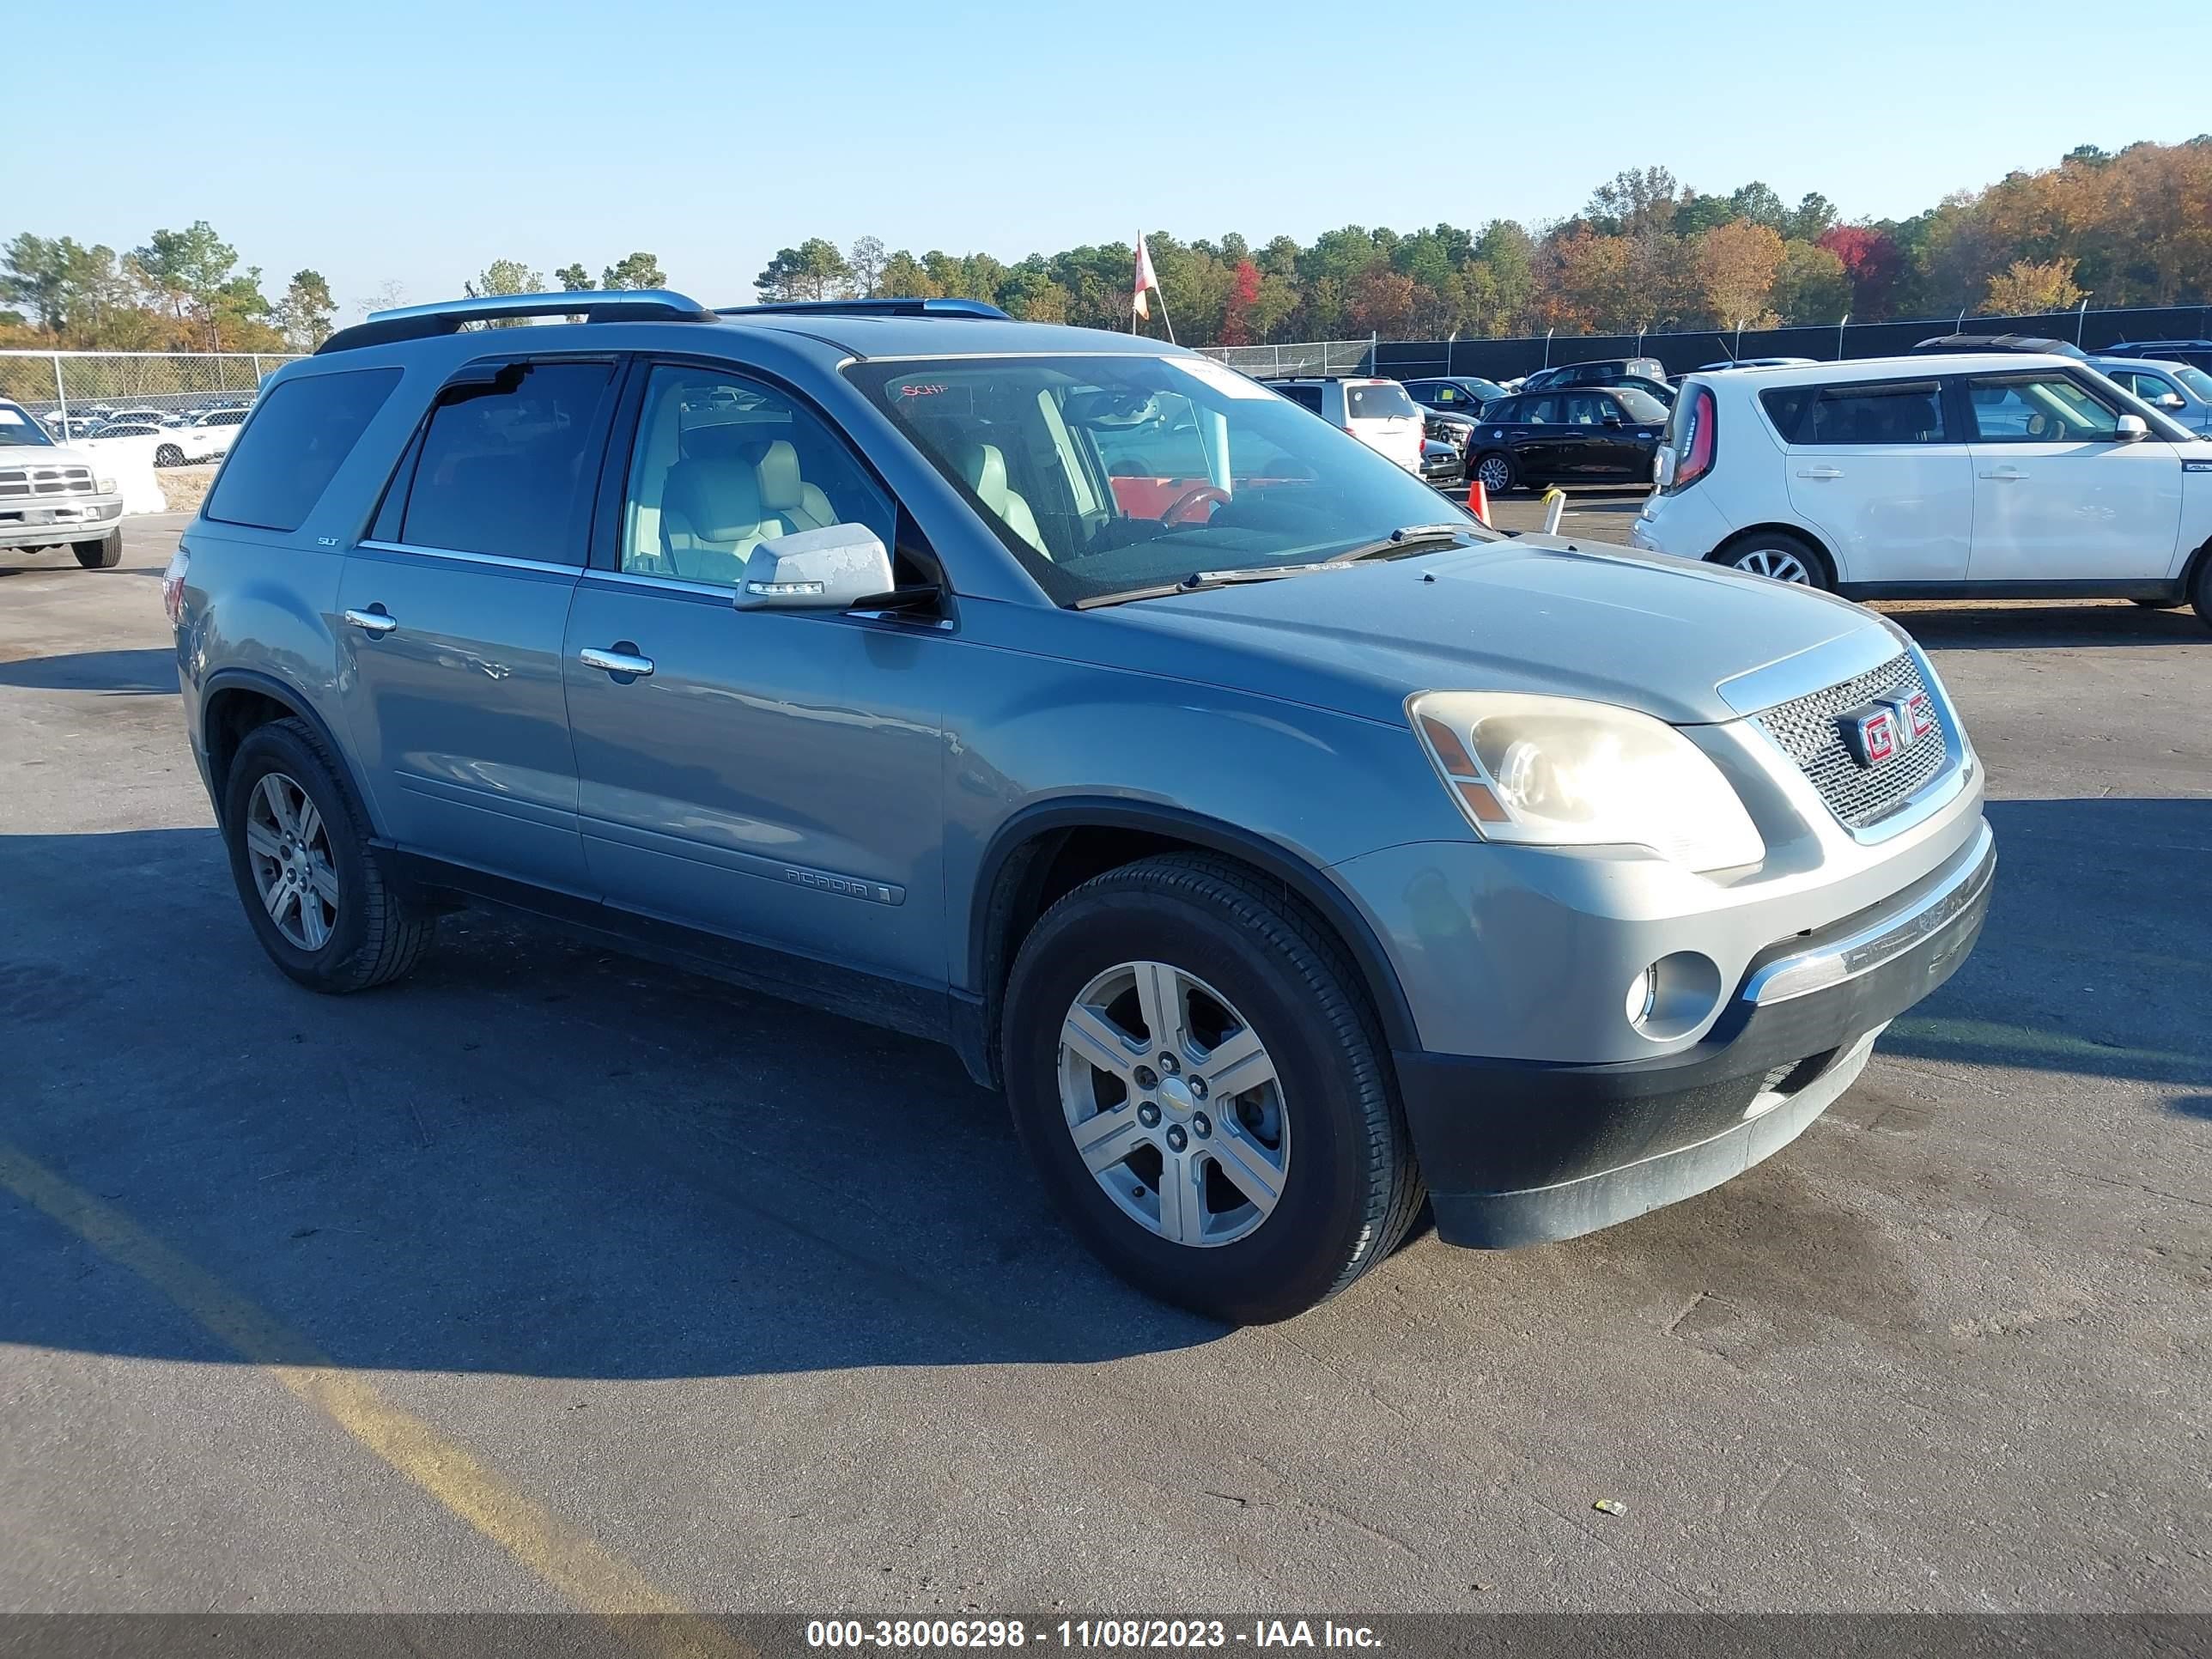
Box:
[1796,465,1844,480]
[580,645,653,678]
[1978,466,2027,481]
[342,608,398,637]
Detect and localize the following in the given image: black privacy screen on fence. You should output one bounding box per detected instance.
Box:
[1368,303,2212,382]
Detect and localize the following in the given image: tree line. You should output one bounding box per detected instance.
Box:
[6,138,2207,356]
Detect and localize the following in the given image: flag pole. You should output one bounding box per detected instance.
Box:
[1155,287,1177,347]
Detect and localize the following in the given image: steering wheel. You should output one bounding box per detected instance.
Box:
[1160,483,1231,526]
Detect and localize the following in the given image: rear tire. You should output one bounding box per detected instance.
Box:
[2192,556,2212,630]
[72,530,123,568]
[1711,530,1832,590]
[222,717,435,994]
[1472,451,1515,495]
[1001,854,1423,1324]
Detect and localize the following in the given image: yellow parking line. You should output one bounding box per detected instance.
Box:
[0,1137,747,1659]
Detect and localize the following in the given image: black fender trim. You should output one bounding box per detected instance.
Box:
[198,669,378,835]
[967,799,1422,1056]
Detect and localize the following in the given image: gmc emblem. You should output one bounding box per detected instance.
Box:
[1840,689,1937,767]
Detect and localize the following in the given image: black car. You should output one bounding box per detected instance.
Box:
[1419,437,1465,489]
[1519,357,1673,399]
[1464,386,1669,495]
[1421,404,1478,453]
[1911,332,2088,359]
[2097,338,2212,374]
[1401,375,1509,416]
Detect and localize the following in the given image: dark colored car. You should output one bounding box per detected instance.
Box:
[1911,333,2088,359]
[1520,358,1673,400]
[1421,404,1478,454]
[2096,339,2212,374]
[1465,386,1670,495]
[1419,436,1465,489]
[1401,376,1509,416]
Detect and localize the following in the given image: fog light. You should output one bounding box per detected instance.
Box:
[1626,951,1723,1041]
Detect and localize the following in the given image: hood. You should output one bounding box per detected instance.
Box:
[1097,534,1893,727]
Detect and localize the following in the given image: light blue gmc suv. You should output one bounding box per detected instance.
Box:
[165,289,1994,1322]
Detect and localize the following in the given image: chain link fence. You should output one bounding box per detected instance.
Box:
[0,350,304,425]
[1195,339,1376,380]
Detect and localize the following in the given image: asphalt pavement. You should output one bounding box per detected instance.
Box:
[2,512,2207,1620]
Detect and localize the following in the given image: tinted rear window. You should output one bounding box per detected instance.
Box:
[1761,380,1948,445]
[204,368,400,532]
[1276,384,1324,413]
[396,361,615,562]
[1346,382,1417,420]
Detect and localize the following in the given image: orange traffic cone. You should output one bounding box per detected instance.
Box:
[1466,475,1490,526]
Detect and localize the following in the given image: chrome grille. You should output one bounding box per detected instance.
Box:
[0,465,94,499]
[1753,653,1951,831]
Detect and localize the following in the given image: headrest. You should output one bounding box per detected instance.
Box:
[755,440,804,511]
[664,459,763,544]
[953,441,1009,513]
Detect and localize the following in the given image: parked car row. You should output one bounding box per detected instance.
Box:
[33,402,257,465]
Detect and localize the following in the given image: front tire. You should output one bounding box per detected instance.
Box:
[222,717,435,993]
[72,530,123,568]
[1001,854,1423,1324]
[1711,531,1832,589]
[2192,556,2212,630]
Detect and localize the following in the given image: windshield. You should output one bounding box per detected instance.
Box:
[848,354,1485,605]
[2172,366,2212,401]
[1612,387,1670,423]
[0,404,56,447]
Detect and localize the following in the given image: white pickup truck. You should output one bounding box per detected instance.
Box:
[0,399,127,568]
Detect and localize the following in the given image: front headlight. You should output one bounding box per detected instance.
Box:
[97,477,118,495]
[1409,691,1765,872]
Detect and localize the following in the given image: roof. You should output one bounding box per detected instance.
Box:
[1686,351,2089,388]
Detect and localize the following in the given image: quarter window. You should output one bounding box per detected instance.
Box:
[619,365,892,588]
[1964,374,2121,443]
[1762,380,1948,445]
[204,367,400,533]
[397,361,615,562]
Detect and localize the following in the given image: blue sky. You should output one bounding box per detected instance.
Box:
[17,0,2209,316]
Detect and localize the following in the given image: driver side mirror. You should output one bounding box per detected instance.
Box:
[2156,392,2186,410]
[733,523,895,611]
[1601,415,1623,428]
[2114,413,2150,443]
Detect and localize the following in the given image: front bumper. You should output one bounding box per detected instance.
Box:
[1399,818,1995,1248]
[0,496,124,549]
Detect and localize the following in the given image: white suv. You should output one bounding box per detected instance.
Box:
[1271,377,1426,472]
[1631,354,2212,624]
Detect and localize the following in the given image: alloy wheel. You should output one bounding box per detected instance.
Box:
[1057,960,1288,1248]
[1731,546,1814,584]
[1477,455,1512,493]
[244,771,339,951]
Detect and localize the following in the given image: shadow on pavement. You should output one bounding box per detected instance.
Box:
[1877,797,2211,1087]
[1879,601,2208,651]
[0,648,178,695]
[2,796,2203,1380]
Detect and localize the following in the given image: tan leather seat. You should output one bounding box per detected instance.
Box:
[661,457,773,585]
[753,440,836,533]
[953,441,1047,556]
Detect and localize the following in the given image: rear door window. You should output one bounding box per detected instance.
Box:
[1275,384,1325,414]
[1764,380,1948,445]
[204,367,401,532]
[394,360,616,562]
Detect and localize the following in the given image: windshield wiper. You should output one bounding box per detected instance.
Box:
[1072,562,1352,610]
[1325,524,1474,563]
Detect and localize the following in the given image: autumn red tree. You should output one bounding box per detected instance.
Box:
[1220,258,1261,345]
[1817,225,1903,319]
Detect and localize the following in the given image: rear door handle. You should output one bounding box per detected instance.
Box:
[579,646,653,678]
[1978,466,2027,481]
[1795,465,1844,480]
[342,608,397,637]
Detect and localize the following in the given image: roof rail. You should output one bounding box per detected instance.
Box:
[717,297,1012,320]
[315,289,719,354]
